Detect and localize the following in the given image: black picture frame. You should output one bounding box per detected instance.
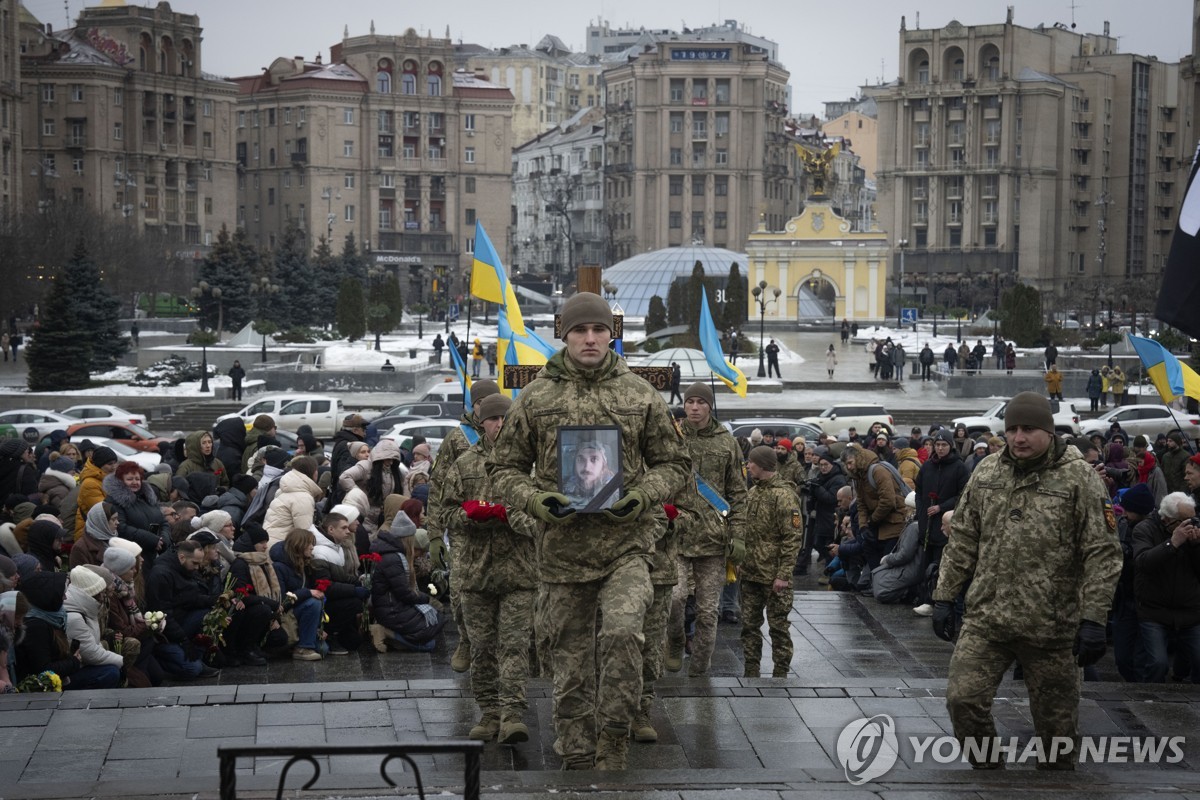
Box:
[557,425,623,513]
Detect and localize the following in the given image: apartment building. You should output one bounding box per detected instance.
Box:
[18,2,238,245]
[1,0,21,216]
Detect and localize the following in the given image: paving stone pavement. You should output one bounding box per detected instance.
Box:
[2,586,1199,800]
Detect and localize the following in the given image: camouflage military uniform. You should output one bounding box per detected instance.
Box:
[739,473,803,677]
[427,413,484,651]
[775,455,806,496]
[934,438,1122,767]
[638,500,684,734]
[670,417,747,676]
[487,349,690,768]
[441,436,537,724]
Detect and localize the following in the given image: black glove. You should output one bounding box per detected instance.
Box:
[931,600,957,642]
[1073,620,1107,667]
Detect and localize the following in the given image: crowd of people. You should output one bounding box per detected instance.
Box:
[0,293,1193,772]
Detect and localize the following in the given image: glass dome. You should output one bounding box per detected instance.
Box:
[602,246,748,317]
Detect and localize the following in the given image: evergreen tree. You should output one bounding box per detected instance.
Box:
[686,261,710,338]
[340,232,368,287]
[666,281,684,328]
[646,295,669,335]
[336,277,366,342]
[26,269,92,391]
[197,226,256,331]
[310,236,338,328]
[273,223,315,328]
[367,272,403,350]
[722,262,747,333]
[1000,283,1043,347]
[56,239,129,371]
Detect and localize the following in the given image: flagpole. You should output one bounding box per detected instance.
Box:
[709,373,719,419]
[1164,405,1198,455]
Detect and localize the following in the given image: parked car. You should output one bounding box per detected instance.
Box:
[1079,405,1200,444]
[216,394,344,437]
[799,404,894,437]
[421,380,465,404]
[65,421,169,453]
[0,409,78,440]
[725,419,824,443]
[67,436,161,472]
[379,419,461,447]
[952,399,1082,437]
[371,401,462,431]
[59,404,149,427]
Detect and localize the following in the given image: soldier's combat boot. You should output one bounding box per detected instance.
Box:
[468,711,499,741]
[772,666,789,678]
[497,710,529,745]
[594,724,630,770]
[451,640,472,673]
[631,711,658,743]
[664,636,684,672]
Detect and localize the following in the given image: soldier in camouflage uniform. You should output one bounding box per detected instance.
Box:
[667,382,747,677]
[487,292,691,771]
[773,438,806,493]
[427,378,500,673]
[933,392,1122,768]
[440,393,537,745]
[739,445,803,678]
[633,496,682,743]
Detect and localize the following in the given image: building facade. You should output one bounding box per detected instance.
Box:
[870,10,1191,307]
[601,39,792,260]
[1,0,21,216]
[232,28,513,302]
[510,107,605,287]
[18,1,238,244]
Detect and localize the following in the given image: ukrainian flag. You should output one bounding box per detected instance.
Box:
[470,221,525,335]
[698,285,748,397]
[1127,333,1200,403]
[497,306,558,396]
[447,336,473,407]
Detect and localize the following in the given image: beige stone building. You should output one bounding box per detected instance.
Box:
[464,36,602,148]
[869,10,1192,309]
[822,109,878,182]
[18,1,238,245]
[1,0,21,216]
[233,28,514,301]
[602,40,792,260]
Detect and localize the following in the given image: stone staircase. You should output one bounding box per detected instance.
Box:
[151,401,246,434]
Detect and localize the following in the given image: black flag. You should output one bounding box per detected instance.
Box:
[1157,141,1200,339]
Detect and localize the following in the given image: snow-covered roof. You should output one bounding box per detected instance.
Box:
[1017,67,1076,87]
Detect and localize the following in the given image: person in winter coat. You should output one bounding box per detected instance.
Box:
[1086,369,1104,412]
[0,439,37,501]
[943,343,958,373]
[229,524,281,603]
[310,512,369,654]
[74,447,118,540]
[1110,366,1127,406]
[825,344,838,379]
[263,456,324,546]
[842,444,908,571]
[1130,449,1169,507]
[807,447,848,565]
[950,424,974,460]
[38,456,76,513]
[337,438,404,534]
[1132,491,1200,683]
[269,529,327,661]
[14,571,86,687]
[213,417,248,479]
[957,343,971,374]
[144,541,219,679]
[241,417,279,475]
[102,540,163,687]
[971,340,987,371]
[227,360,246,402]
[1044,365,1064,401]
[872,498,924,605]
[63,566,124,687]
[370,522,445,649]
[69,501,119,568]
[26,519,64,572]
[214,473,258,531]
[919,344,935,381]
[913,430,971,573]
[892,439,922,490]
[102,463,167,569]
[175,430,229,490]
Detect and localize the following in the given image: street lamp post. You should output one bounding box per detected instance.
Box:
[321,187,340,240]
[992,269,1001,337]
[896,239,907,329]
[1107,299,1114,367]
[190,281,224,338]
[250,277,281,362]
[751,280,781,378]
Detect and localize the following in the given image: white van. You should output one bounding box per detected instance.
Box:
[421,380,465,404]
[216,394,344,437]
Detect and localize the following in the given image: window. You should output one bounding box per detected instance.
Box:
[70,84,84,101]
[343,140,354,157]
[377,72,391,93]
[42,118,55,136]
[283,171,291,188]
[692,117,707,138]
[252,142,259,161]
[113,88,123,106]
[378,136,393,157]
[465,208,476,225]
[427,112,444,130]
[113,121,123,140]
[202,100,213,117]
[267,108,276,126]
[465,177,475,193]
[238,205,245,225]
[427,75,442,96]
[253,205,260,222]
[344,173,356,189]
[669,211,682,228]
[715,211,727,229]
[464,113,476,131]
[691,178,704,196]
[715,113,729,137]
[345,205,355,222]
[715,149,728,165]
[691,211,704,231]
[691,145,706,166]
[268,187,275,206]
[670,112,684,133]
[283,107,291,123]
[72,157,83,175]
[669,79,685,103]
[343,108,355,124]
[379,173,394,188]
[714,176,728,196]
[41,84,54,102]
[669,176,683,195]
[917,60,929,84]
[464,147,475,163]
[202,131,213,148]
[237,110,245,128]
[204,197,213,214]
[669,148,682,165]
[401,73,417,94]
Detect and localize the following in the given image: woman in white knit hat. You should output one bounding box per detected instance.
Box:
[64,565,123,688]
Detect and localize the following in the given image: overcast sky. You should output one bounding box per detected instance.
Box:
[24,0,1195,115]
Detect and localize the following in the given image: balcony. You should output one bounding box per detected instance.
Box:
[142,104,156,118]
[604,163,633,174]
[65,135,86,149]
[983,107,1000,120]
[404,186,421,199]
[290,152,308,164]
[379,187,395,198]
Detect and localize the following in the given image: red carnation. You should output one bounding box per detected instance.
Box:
[314,579,332,593]
[234,585,252,596]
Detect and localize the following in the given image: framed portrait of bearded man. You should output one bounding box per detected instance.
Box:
[558,426,623,512]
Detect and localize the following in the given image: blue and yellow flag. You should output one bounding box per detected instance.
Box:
[470,222,525,335]
[698,285,748,397]
[1127,333,1200,403]
[447,336,473,408]
[496,306,558,397]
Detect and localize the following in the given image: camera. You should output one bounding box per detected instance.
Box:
[1188,517,1200,528]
